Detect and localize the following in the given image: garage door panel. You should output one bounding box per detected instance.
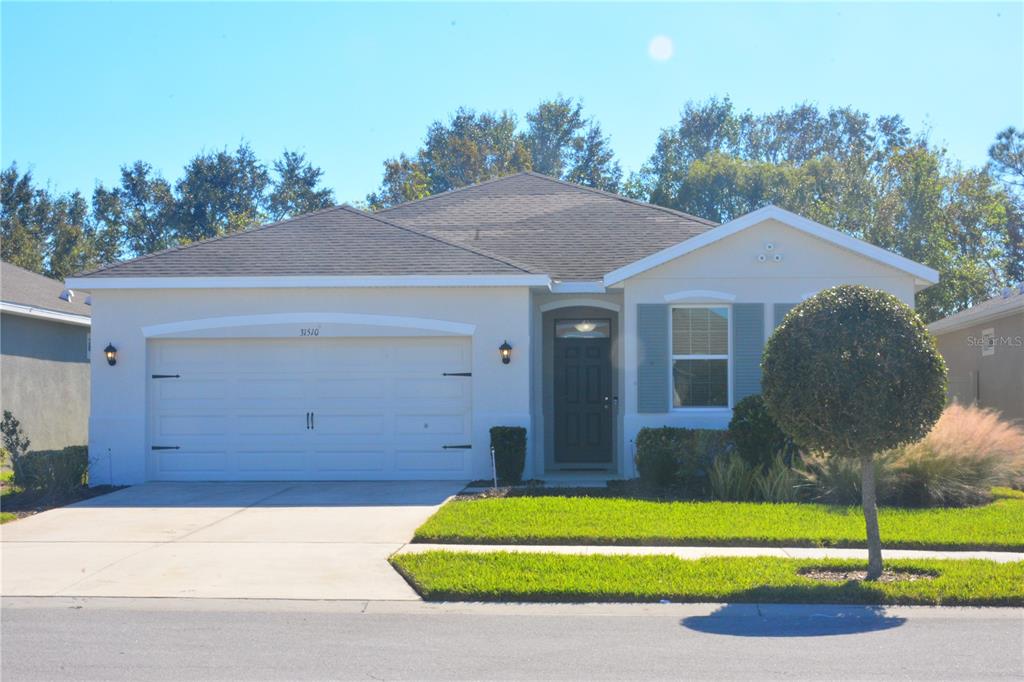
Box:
[312,413,387,435]
[236,414,306,436]
[310,450,386,472]
[155,378,228,403]
[394,413,467,435]
[158,450,229,473]
[237,450,306,472]
[148,336,472,480]
[395,450,465,471]
[313,378,389,400]
[395,378,467,400]
[156,415,228,437]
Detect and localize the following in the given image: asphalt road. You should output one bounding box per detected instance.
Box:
[3,597,1022,681]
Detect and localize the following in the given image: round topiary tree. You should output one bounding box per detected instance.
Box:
[761,285,946,579]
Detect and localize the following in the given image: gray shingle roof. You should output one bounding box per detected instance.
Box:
[928,286,1024,334]
[74,173,718,281]
[1,262,91,316]
[378,172,717,281]
[78,205,533,278]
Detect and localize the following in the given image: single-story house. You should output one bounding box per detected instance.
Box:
[66,172,938,484]
[928,286,1024,423]
[2,261,92,450]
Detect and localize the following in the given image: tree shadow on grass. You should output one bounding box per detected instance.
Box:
[681,601,907,637]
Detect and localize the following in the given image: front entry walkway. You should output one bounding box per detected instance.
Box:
[1,481,464,600]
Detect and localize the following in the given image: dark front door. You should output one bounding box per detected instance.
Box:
[554,330,613,465]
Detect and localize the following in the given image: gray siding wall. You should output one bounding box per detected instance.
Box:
[0,313,90,450]
[934,311,1024,423]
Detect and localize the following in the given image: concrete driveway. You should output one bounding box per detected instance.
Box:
[1,481,464,600]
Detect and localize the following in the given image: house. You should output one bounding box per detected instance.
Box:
[65,173,938,484]
[1,261,92,450]
[928,286,1024,423]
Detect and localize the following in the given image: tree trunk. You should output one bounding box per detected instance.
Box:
[860,453,883,580]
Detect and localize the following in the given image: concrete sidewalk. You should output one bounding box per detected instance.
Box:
[397,543,1024,562]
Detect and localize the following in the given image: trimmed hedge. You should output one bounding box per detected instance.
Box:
[634,427,732,488]
[490,427,527,483]
[728,394,791,469]
[13,445,88,498]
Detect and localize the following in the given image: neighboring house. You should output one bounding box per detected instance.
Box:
[1,261,92,450]
[65,173,938,484]
[928,287,1024,423]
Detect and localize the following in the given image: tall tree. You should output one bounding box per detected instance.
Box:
[174,143,269,242]
[634,100,1018,320]
[988,127,1024,283]
[1,164,47,271]
[266,151,335,221]
[526,97,621,191]
[368,100,622,208]
[93,161,175,258]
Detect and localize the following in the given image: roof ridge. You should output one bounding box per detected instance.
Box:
[338,205,540,274]
[518,171,719,226]
[374,172,537,214]
[376,170,718,227]
[74,204,351,277]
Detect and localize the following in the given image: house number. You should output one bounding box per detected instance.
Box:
[300,327,320,337]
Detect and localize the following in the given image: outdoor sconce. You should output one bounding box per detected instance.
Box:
[104,343,118,366]
[499,340,512,365]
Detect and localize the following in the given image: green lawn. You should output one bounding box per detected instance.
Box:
[0,511,16,524]
[391,552,1024,605]
[413,488,1024,550]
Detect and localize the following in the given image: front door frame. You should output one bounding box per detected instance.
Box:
[542,305,620,472]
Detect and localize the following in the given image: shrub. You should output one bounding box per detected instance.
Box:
[709,453,801,502]
[15,445,89,499]
[490,427,527,483]
[708,454,758,501]
[2,410,32,486]
[635,427,731,489]
[728,395,791,469]
[800,451,898,505]
[762,285,947,579]
[885,404,1024,507]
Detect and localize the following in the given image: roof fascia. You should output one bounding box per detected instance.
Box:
[65,274,552,291]
[0,301,91,326]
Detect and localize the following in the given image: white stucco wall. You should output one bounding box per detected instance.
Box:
[87,286,533,484]
[616,218,923,477]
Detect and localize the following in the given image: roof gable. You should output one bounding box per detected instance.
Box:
[603,205,940,288]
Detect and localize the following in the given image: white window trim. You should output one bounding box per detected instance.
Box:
[669,304,733,411]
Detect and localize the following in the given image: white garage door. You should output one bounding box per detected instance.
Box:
[147,337,473,480]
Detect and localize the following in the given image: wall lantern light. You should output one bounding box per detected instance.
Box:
[104,343,118,366]
[499,340,512,365]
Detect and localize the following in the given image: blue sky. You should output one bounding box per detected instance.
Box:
[3,2,1022,204]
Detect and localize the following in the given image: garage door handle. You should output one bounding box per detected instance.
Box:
[151,446,180,450]
[306,412,311,430]
[311,412,315,430]
[442,444,472,449]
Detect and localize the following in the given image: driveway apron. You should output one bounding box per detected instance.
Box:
[1,481,463,600]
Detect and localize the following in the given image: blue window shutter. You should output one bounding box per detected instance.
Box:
[732,303,765,403]
[774,303,797,328]
[637,304,669,413]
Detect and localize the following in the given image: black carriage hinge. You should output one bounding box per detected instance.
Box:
[442,444,472,450]
[151,446,180,450]
[151,374,181,379]
[442,372,472,377]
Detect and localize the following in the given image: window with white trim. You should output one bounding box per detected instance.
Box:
[671,306,730,408]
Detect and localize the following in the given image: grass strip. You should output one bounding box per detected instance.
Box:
[0,512,16,524]
[391,551,1024,606]
[413,490,1024,551]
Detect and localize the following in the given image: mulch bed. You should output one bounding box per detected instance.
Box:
[799,567,936,583]
[0,484,124,521]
